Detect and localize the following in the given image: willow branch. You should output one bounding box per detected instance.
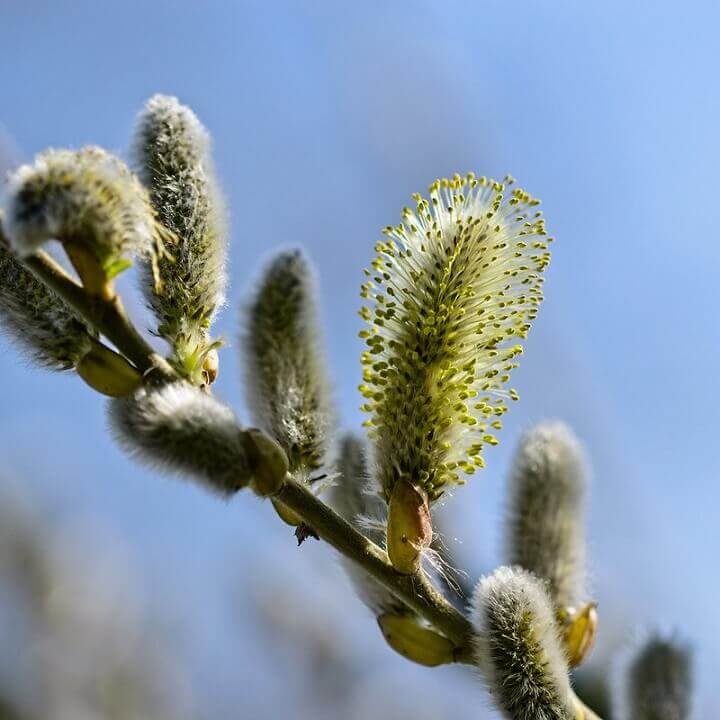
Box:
[274,480,601,718]
[22,250,174,380]
[275,478,473,647]
[19,252,602,718]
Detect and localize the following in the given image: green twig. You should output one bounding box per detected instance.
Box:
[22,250,174,380]
[275,478,473,647]
[21,250,603,720]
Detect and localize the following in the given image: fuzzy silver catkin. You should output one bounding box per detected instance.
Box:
[614,634,693,720]
[505,422,586,610]
[109,382,250,495]
[0,219,94,369]
[243,249,334,482]
[472,566,574,720]
[1,147,161,271]
[331,435,405,615]
[133,95,227,374]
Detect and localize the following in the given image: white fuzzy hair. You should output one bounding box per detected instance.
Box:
[109,382,250,495]
[471,566,573,720]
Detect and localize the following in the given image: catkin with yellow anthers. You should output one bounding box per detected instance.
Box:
[1,147,165,298]
[506,422,587,613]
[133,95,227,384]
[377,613,456,667]
[109,382,287,496]
[360,174,551,509]
[0,221,95,370]
[243,249,334,483]
[613,634,693,720]
[331,435,407,615]
[472,567,574,720]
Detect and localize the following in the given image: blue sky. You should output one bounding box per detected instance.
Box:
[1,1,718,716]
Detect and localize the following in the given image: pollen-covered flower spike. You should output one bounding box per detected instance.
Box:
[109,382,288,497]
[506,422,595,667]
[472,566,574,720]
[243,249,334,498]
[360,173,551,572]
[133,95,227,386]
[613,633,693,720]
[0,217,95,370]
[1,146,166,300]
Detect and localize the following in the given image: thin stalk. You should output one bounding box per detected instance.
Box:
[22,250,174,380]
[20,249,603,720]
[275,478,473,647]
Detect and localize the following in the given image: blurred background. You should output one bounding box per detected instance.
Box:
[0,1,718,717]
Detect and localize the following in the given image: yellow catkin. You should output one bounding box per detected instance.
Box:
[360,173,552,504]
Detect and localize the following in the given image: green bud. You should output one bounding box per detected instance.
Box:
[386,478,432,575]
[241,428,289,497]
[378,613,456,667]
[76,340,142,398]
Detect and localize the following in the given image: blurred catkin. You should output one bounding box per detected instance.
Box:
[0,216,95,370]
[614,634,693,720]
[243,249,334,482]
[332,435,405,615]
[133,95,227,383]
[109,382,253,495]
[472,566,574,720]
[506,422,587,610]
[1,147,163,292]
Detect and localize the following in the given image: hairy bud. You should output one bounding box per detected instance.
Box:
[110,382,257,495]
[506,422,587,610]
[472,566,574,720]
[614,633,693,720]
[243,249,334,481]
[2,147,164,298]
[360,174,551,507]
[133,95,227,384]
[0,221,94,369]
[506,422,596,667]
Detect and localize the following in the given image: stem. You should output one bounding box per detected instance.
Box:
[20,248,603,719]
[275,478,472,647]
[22,250,174,380]
[274,479,602,719]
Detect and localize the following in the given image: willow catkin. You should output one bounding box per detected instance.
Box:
[472,566,574,720]
[133,95,227,383]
